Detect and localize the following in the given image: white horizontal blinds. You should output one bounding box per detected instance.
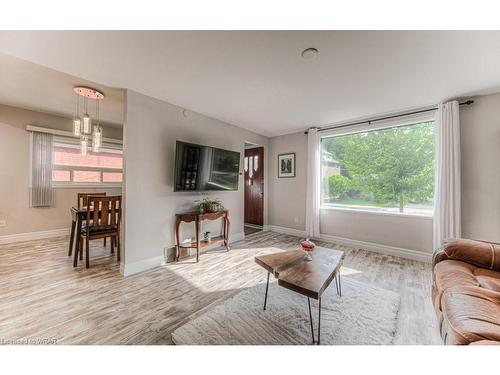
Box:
[53,135,122,152]
[30,131,53,207]
[26,125,122,145]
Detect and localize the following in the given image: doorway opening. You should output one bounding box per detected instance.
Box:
[244,142,264,236]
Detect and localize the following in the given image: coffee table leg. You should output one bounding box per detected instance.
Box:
[307,297,315,344]
[317,297,322,345]
[335,276,339,295]
[263,271,270,310]
[338,273,342,297]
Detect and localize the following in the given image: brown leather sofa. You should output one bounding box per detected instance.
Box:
[432,238,500,345]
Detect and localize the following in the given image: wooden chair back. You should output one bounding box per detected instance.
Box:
[78,192,106,208]
[86,196,122,230]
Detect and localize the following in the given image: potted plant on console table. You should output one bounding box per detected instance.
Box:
[198,197,224,214]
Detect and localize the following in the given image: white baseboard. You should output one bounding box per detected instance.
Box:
[120,231,246,277]
[318,233,432,263]
[0,228,70,245]
[268,225,431,263]
[120,255,165,277]
[229,231,245,243]
[244,223,263,230]
[268,225,306,237]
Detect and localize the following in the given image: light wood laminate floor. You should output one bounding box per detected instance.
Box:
[0,231,441,345]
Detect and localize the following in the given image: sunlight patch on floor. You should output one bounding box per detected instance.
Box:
[340,266,363,276]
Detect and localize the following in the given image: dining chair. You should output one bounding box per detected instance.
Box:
[78,195,121,269]
[69,192,108,258]
[77,192,112,248]
[77,192,107,209]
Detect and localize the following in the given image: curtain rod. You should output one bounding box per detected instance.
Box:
[26,125,123,145]
[304,100,474,134]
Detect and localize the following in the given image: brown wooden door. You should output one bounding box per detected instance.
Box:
[244,147,264,226]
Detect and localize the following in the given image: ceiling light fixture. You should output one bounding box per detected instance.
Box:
[73,86,105,155]
[301,47,319,59]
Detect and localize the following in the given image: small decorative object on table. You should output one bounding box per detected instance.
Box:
[203,231,211,243]
[197,197,224,214]
[300,239,315,261]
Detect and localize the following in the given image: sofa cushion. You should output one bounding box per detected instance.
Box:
[434,260,480,289]
[441,286,500,345]
[433,260,479,310]
[433,259,500,307]
[81,224,117,235]
[474,268,500,292]
[441,239,500,271]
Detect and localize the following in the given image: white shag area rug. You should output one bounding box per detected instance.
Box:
[172,277,400,345]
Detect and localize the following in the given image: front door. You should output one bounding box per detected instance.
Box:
[244,147,264,226]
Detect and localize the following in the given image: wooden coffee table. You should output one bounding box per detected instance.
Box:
[255,246,344,344]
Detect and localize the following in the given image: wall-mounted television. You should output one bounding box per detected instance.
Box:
[174,141,241,191]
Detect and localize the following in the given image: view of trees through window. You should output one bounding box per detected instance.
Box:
[321,121,435,215]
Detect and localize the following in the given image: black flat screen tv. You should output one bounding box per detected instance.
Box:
[174,141,241,191]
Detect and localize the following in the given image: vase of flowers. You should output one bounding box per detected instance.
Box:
[197,197,224,214]
[300,239,315,261]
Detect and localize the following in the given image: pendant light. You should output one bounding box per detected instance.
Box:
[82,97,92,135]
[73,86,105,154]
[81,136,88,156]
[92,127,102,152]
[73,94,81,136]
[92,100,103,152]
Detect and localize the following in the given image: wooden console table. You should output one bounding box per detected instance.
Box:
[175,210,230,262]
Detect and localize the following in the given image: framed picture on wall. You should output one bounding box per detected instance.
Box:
[278,152,296,178]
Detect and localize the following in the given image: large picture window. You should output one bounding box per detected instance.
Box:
[51,137,123,187]
[320,121,435,216]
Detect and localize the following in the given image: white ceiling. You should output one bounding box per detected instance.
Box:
[1,31,500,136]
[0,53,124,126]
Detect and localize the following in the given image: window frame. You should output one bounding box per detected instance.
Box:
[319,111,436,218]
[51,136,123,189]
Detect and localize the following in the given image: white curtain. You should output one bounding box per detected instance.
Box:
[30,131,53,207]
[433,100,461,250]
[305,128,321,239]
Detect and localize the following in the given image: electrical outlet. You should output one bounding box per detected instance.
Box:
[0,219,6,227]
[163,246,177,264]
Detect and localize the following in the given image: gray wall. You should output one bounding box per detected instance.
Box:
[268,132,307,230]
[0,104,122,236]
[123,90,269,269]
[461,92,500,243]
[319,209,433,252]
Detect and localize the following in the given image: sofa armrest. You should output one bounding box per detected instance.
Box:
[432,249,450,268]
[435,238,500,271]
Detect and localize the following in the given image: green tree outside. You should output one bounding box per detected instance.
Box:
[323,122,435,213]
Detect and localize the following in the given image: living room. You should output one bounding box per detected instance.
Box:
[1,2,499,374]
